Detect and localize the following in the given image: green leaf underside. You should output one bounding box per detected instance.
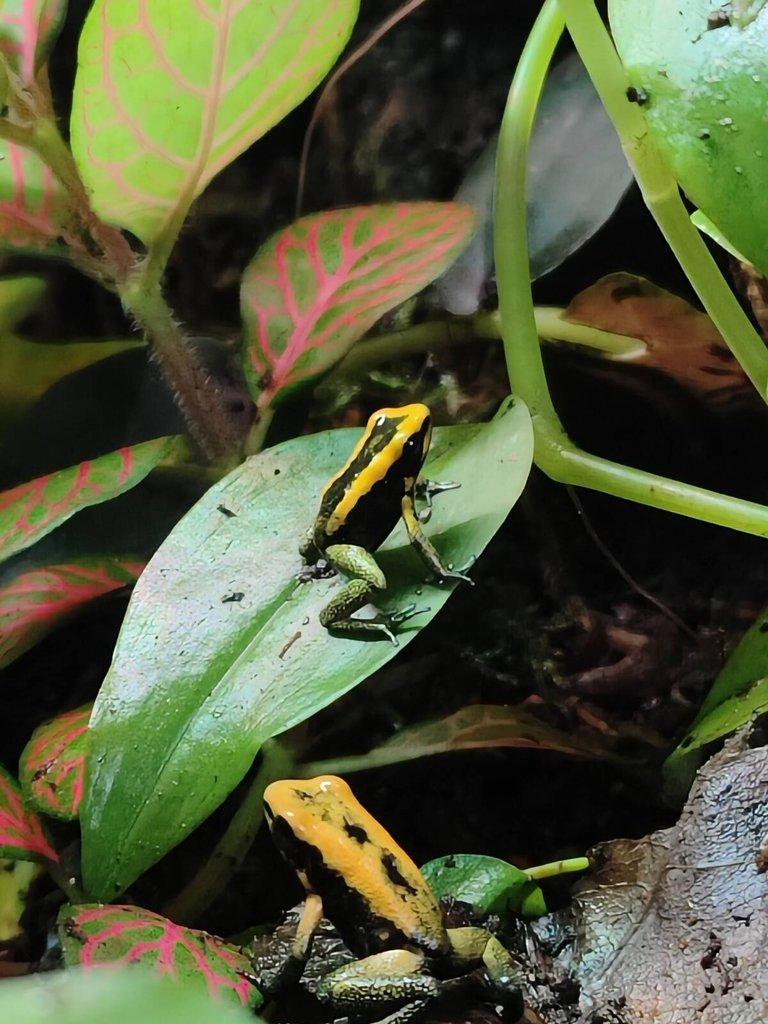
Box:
[0,763,57,862]
[83,399,533,899]
[422,854,545,920]
[609,0,768,274]
[0,558,143,671]
[666,603,768,776]
[0,436,177,566]
[59,904,261,1010]
[70,0,359,245]
[19,704,92,820]
[0,0,67,81]
[330,704,619,772]
[241,203,476,407]
[0,970,256,1024]
[0,140,69,253]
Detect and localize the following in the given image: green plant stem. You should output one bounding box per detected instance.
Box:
[494,0,768,538]
[329,310,642,382]
[163,740,295,926]
[557,0,768,397]
[526,856,590,881]
[244,406,275,457]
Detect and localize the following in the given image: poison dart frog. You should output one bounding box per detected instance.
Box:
[300,403,473,643]
[248,775,525,1024]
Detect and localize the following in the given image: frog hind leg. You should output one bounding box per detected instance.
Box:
[316,950,440,1021]
[322,544,429,645]
[401,494,475,584]
[414,478,460,523]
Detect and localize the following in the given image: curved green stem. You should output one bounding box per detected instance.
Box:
[494,0,768,538]
[526,856,590,881]
[557,0,768,397]
[162,740,295,925]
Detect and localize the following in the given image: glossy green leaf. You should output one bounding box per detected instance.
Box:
[0,969,257,1024]
[19,704,92,820]
[666,603,768,786]
[59,904,262,1010]
[71,0,359,246]
[0,436,178,566]
[0,140,69,253]
[83,398,533,899]
[0,763,57,862]
[609,0,768,274]
[241,203,475,408]
[0,0,67,81]
[0,558,143,670]
[422,854,545,921]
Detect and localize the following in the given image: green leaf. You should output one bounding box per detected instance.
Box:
[0,763,57,862]
[312,704,620,775]
[0,436,178,566]
[19,704,92,820]
[58,903,262,1010]
[83,398,533,900]
[422,854,545,921]
[0,0,67,81]
[0,859,41,942]
[0,558,143,670]
[71,0,359,246]
[609,0,768,275]
[0,141,69,253]
[241,203,475,408]
[665,603,768,786]
[0,969,257,1024]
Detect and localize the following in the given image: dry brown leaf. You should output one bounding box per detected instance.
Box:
[562,273,751,403]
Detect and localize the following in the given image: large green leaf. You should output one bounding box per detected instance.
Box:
[71,0,359,246]
[83,398,533,899]
[609,0,768,274]
[0,969,256,1024]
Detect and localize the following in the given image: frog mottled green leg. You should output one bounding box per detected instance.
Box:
[322,544,429,644]
[316,950,439,1023]
[446,928,524,1019]
[414,479,460,523]
[401,494,475,584]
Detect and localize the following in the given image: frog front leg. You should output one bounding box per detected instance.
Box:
[446,927,525,1019]
[400,494,475,584]
[414,479,460,523]
[247,894,324,998]
[321,544,428,644]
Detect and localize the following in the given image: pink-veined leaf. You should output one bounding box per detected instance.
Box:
[0,139,69,253]
[0,558,144,670]
[241,202,476,408]
[316,704,621,774]
[19,704,91,820]
[0,436,179,566]
[0,762,57,862]
[70,0,359,246]
[58,904,262,1010]
[0,0,67,82]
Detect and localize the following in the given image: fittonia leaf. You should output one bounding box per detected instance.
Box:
[241,203,475,409]
[71,0,359,246]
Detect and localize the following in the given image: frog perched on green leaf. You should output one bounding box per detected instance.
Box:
[247,775,525,1024]
[300,403,472,643]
